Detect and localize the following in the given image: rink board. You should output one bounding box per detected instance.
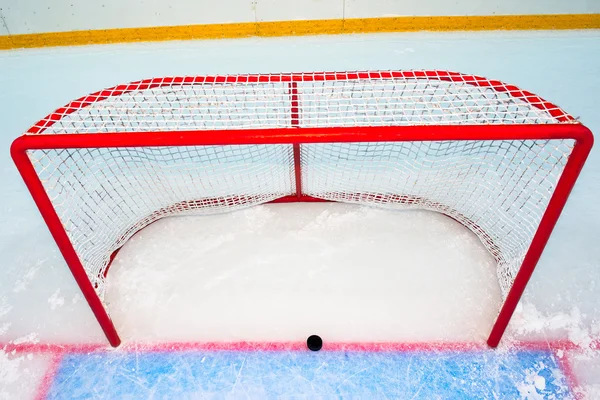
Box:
[46,348,572,399]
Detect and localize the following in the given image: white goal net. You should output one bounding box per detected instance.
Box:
[23,71,576,301]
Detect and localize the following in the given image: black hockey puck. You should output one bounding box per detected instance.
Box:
[307,335,323,351]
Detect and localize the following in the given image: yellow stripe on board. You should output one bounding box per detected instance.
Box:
[1,13,599,50]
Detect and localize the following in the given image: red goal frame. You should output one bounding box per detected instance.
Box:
[11,71,594,348]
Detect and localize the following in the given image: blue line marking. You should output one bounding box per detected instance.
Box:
[48,349,570,399]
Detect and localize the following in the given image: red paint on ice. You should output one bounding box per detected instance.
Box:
[33,352,64,400]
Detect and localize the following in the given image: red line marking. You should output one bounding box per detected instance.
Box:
[118,341,487,353]
[3,338,598,400]
[1,342,107,354]
[26,70,575,134]
[554,349,584,400]
[1,340,486,354]
[33,352,64,400]
[509,339,581,351]
[3,338,597,355]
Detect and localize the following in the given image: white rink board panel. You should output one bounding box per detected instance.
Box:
[1,0,598,35]
[255,0,343,22]
[345,0,600,19]
[0,0,256,34]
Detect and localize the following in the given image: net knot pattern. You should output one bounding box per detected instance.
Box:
[24,71,577,300]
[28,70,574,135]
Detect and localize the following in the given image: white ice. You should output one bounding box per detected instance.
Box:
[1,30,599,398]
[0,351,52,400]
[106,204,499,342]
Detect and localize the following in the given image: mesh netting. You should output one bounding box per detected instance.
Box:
[300,140,573,295]
[24,71,576,300]
[30,71,571,135]
[29,145,296,297]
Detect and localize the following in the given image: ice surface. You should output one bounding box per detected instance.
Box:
[571,351,600,399]
[106,203,500,342]
[1,30,599,398]
[48,349,571,399]
[0,350,52,400]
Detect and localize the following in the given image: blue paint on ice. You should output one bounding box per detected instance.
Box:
[47,349,570,399]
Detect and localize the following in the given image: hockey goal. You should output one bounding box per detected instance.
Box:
[11,71,593,348]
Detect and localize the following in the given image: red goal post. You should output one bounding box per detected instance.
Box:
[11,71,594,348]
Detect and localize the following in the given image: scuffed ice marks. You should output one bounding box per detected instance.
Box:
[516,362,566,400]
[47,289,65,310]
[236,206,277,233]
[0,297,11,336]
[0,349,46,400]
[0,350,22,400]
[12,259,43,293]
[105,207,275,317]
[104,203,500,342]
[11,332,40,345]
[46,349,571,399]
[511,302,599,350]
[508,300,600,398]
